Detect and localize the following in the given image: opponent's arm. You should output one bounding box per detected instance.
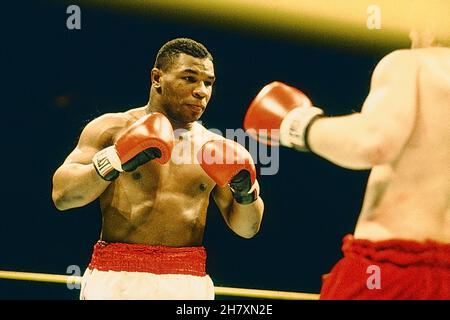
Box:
[307,50,417,169]
[244,50,417,170]
[198,140,264,238]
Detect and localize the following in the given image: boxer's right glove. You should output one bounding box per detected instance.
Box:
[243,81,324,152]
[92,112,174,181]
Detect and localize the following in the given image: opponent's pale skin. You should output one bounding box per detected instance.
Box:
[52,54,264,246]
[308,35,450,243]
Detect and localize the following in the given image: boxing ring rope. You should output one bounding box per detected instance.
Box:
[0,269,319,300]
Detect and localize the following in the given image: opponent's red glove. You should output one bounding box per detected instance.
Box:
[197,139,258,204]
[243,81,324,152]
[93,112,174,181]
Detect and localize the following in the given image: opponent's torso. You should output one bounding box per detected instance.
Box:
[98,108,219,246]
[355,48,450,242]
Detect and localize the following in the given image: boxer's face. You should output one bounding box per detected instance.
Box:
[154,53,215,124]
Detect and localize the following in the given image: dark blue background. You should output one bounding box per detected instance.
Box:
[0,1,409,299]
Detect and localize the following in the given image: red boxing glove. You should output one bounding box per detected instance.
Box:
[243,81,324,151]
[93,112,174,181]
[197,139,258,204]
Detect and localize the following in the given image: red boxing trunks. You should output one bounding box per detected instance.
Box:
[320,234,450,300]
[88,241,207,276]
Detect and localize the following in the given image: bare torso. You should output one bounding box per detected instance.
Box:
[98,107,219,246]
[354,48,450,243]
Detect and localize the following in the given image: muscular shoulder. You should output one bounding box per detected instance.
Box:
[196,123,250,146]
[378,49,418,67]
[371,50,418,86]
[194,122,226,144]
[79,112,134,149]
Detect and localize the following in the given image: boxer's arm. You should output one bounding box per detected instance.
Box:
[52,114,122,211]
[212,182,264,239]
[307,50,417,169]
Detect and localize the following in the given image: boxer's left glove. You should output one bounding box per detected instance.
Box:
[92,112,174,181]
[197,139,258,204]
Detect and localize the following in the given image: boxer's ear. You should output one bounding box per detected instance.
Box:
[151,68,162,93]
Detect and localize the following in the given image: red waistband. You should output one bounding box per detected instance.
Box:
[88,241,207,276]
[342,234,450,268]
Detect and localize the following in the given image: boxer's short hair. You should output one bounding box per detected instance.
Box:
[155,38,213,71]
